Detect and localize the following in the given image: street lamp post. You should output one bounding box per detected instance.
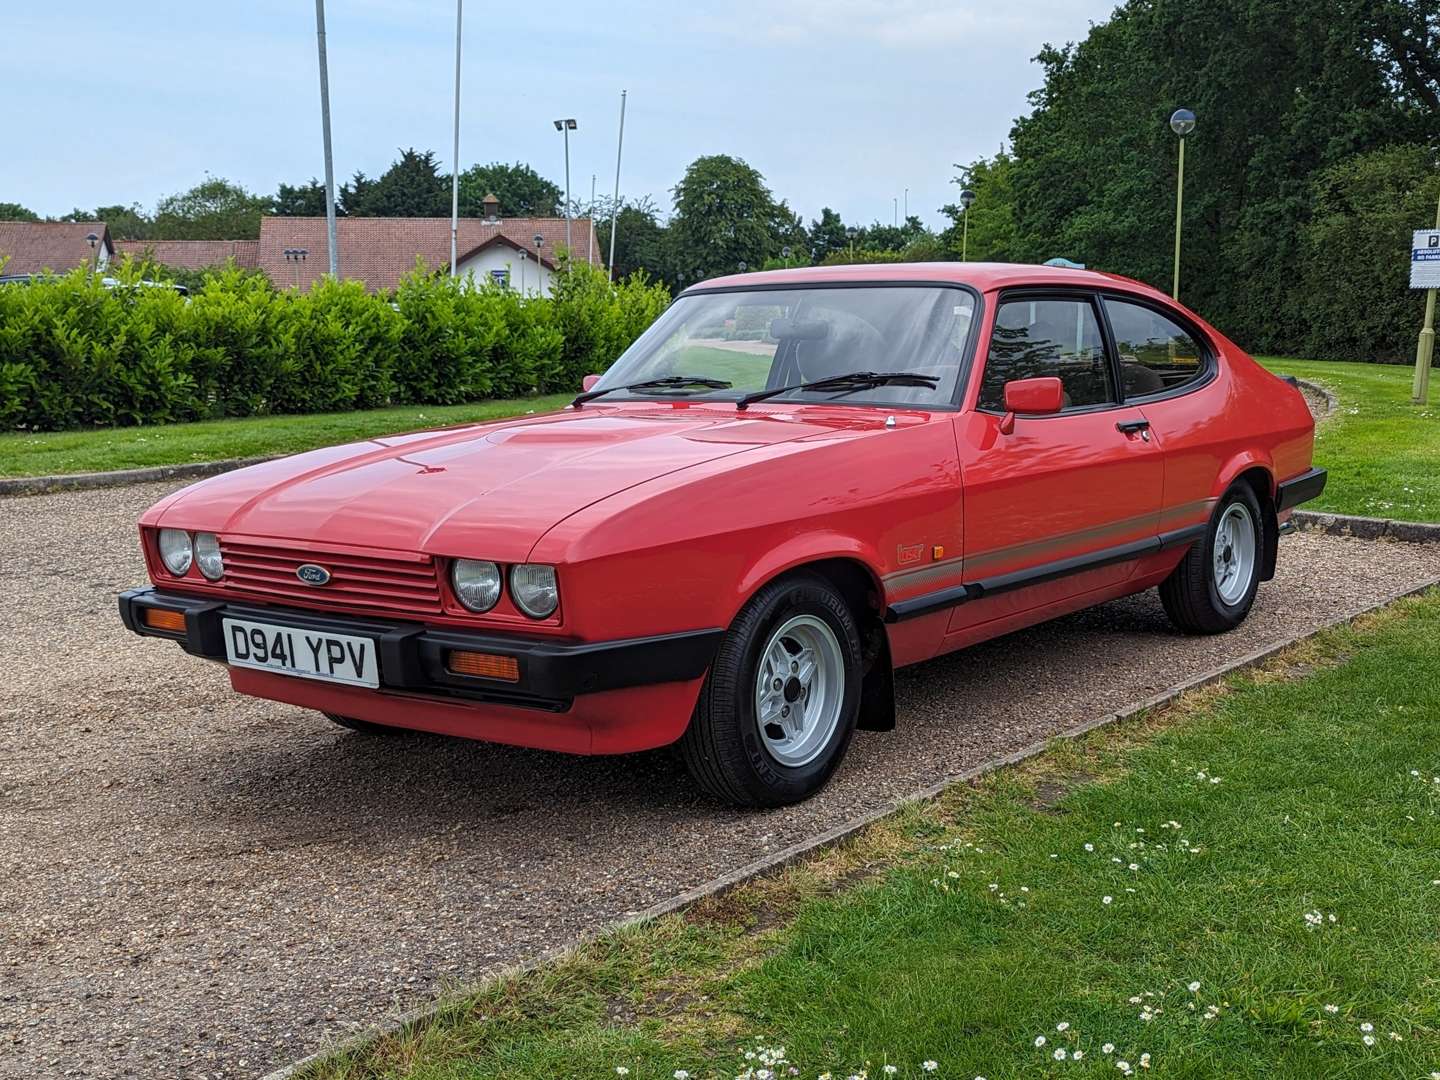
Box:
[781,245,791,269]
[958,188,975,261]
[846,227,857,260]
[533,233,545,296]
[553,118,577,255]
[1170,107,1196,300]
[518,249,527,296]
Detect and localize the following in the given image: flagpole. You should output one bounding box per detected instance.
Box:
[449,0,463,278]
[314,0,339,277]
[607,89,626,281]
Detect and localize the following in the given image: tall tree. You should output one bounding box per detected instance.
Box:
[1004,0,1416,351]
[457,162,562,216]
[343,149,449,217]
[151,177,273,240]
[667,155,785,281]
[807,208,849,262]
[58,203,153,240]
[339,171,374,217]
[274,179,329,216]
[940,152,1018,262]
[858,216,927,253]
[1353,0,1440,115]
[0,202,39,222]
[769,199,809,258]
[594,196,667,281]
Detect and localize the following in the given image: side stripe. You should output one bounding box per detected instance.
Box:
[884,523,1206,623]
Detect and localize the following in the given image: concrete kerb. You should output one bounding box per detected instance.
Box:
[0,456,278,497]
[257,572,1440,1080]
[1294,377,1338,419]
[1292,511,1440,544]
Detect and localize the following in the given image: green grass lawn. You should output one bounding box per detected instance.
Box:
[0,394,572,478]
[306,591,1440,1080]
[1261,357,1439,522]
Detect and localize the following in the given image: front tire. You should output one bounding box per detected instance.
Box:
[679,572,863,807]
[325,712,405,735]
[1161,482,1264,634]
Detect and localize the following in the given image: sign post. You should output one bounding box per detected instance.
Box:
[1411,203,1440,404]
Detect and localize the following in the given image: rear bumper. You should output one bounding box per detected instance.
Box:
[118,588,722,738]
[1277,467,1327,513]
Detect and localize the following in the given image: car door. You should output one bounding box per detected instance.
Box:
[948,291,1165,634]
[1100,292,1227,538]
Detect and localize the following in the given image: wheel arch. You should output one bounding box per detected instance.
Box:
[1212,451,1275,501]
[1224,462,1279,582]
[738,549,895,734]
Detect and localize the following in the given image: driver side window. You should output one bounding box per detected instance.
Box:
[978,297,1114,411]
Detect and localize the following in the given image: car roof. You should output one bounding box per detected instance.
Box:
[685,261,1165,299]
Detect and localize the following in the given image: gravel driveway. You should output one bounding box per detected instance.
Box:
[2,480,1437,1079]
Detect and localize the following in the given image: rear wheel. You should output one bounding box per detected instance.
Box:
[679,572,862,807]
[1160,482,1264,634]
[325,712,405,735]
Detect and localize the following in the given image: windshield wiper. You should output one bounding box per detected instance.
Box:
[572,375,733,407]
[735,371,939,410]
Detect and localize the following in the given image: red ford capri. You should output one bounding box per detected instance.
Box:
[120,263,1324,806]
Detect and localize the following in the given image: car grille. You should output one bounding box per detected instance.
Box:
[219,540,444,616]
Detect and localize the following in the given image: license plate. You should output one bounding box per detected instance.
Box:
[222,617,380,689]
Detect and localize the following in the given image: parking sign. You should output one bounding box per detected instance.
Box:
[1413,230,1440,289]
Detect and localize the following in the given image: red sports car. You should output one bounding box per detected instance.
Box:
[120,263,1324,806]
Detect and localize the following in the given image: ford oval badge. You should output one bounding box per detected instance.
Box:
[296,563,332,586]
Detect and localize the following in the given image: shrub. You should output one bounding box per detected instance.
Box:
[550,261,670,385]
[0,257,670,432]
[1296,146,1440,364]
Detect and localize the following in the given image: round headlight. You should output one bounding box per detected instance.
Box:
[452,559,502,613]
[194,532,224,580]
[157,528,193,576]
[510,564,558,619]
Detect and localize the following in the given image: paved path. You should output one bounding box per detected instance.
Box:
[3,481,1437,1079]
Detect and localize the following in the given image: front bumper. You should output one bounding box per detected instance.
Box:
[118,587,724,713]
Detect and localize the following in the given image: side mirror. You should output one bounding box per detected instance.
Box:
[999,376,1063,434]
[581,374,603,392]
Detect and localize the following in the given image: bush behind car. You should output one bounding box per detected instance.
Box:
[0,258,670,431]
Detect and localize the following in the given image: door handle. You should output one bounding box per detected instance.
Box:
[1116,420,1150,435]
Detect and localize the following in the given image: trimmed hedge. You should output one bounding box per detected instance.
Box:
[0,260,670,431]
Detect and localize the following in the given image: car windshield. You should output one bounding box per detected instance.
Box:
[590,285,977,407]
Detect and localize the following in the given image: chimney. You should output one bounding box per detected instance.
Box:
[482,193,500,223]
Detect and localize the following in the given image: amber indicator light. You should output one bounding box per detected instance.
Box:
[448,650,520,682]
[142,608,188,633]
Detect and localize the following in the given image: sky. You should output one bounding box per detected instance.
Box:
[3,0,1117,231]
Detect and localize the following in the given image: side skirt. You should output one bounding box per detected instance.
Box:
[884,525,1206,624]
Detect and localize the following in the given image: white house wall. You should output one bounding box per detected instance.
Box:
[456,247,555,297]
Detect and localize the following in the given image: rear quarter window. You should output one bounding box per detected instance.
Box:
[1104,298,1208,397]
